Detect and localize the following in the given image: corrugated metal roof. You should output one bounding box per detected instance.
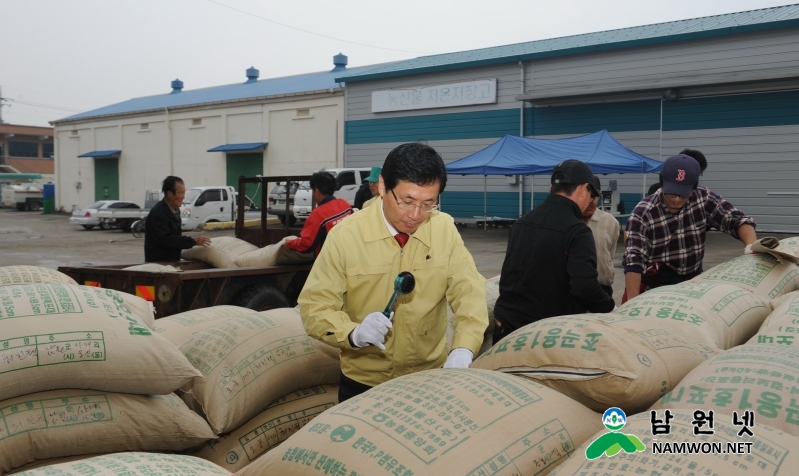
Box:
[55,64,381,124]
[207,142,268,153]
[337,4,799,83]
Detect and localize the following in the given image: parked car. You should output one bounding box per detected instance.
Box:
[70,200,141,230]
[292,168,372,221]
[267,182,300,225]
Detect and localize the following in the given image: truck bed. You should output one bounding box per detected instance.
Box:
[58,260,312,318]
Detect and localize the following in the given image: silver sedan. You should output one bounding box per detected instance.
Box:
[69,200,140,230]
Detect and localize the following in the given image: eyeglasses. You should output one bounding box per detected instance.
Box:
[663,193,688,201]
[390,189,439,213]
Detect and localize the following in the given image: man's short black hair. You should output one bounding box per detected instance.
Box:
[679,149,708,172]
[162,176,184,195]
[381,143,447,193]
[310,171,336,196]
[551,183,580,196]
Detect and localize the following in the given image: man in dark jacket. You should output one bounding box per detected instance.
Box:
[493,160,615,340]
[144,176,210,262]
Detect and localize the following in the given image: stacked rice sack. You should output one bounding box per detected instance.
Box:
[0,266,215,474]
[12,453,233,476]
[749,291,799,347]
[181,236,314,268]
[154,305,341,473]
[238,368,604,476]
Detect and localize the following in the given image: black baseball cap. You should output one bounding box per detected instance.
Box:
[552,160,600,197]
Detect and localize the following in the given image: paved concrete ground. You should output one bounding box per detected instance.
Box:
[1,207,794,305]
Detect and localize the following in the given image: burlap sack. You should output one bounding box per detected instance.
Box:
[0,282,154,330]
[154,305,259,348]
[749,291,799,347]
[651,343,799,437]
[181,307,340,434]
[238,368,602,476]
[0,284,200,401]
[8,454,98,474]
[549,410,799,476]
[471,314,718,414]
[0,266,77,287]
[234,236,314,267]
[614,281,771,349]
[191,384,339,473]
[780,236,799,255]
[237,369,601,476]
[182,236,258,268]
[695,253,799,300]
[122,263,181,272]
[0,390,215,474]
[13,453,231,476]
[486,274,500,318]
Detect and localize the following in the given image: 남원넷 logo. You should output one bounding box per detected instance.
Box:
[584,407,646,460]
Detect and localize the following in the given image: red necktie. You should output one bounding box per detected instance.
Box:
[395,233,409,248]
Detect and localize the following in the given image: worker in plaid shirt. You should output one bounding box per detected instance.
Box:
[622,154,757,302]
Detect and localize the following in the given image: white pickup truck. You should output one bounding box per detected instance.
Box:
[98,187,260,231]
[267,168,371,225]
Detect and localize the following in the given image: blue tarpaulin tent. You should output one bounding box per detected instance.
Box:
[444,131,664,224]
[445,130,663,175]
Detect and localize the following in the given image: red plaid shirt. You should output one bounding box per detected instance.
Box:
[623,187,755,275]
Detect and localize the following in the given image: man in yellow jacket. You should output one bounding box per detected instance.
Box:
[299,143,488,402]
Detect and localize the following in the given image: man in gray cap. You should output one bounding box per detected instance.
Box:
[493,159,615,340]
[622,154,757,302]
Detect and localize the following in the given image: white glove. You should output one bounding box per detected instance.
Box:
[443,348,473,369]
[350,312,393,350]
[744,244,757,255]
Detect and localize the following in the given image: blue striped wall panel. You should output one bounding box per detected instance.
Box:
[525,99,661,136]
[662,90,799,131]
[440,191,548,218]
[345,109,520,144]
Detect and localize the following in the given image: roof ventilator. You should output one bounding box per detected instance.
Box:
[245,67,259,84]
[331,53,348,72]
[170,79,184,94]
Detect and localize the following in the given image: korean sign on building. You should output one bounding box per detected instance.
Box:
[371,79,497,113]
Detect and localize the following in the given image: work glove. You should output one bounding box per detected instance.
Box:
[744,244,757,255]
[443,348,473,369]
[350,312,393,350]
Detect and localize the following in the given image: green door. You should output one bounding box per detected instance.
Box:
[226,153,264,207]
[94,158,119,201]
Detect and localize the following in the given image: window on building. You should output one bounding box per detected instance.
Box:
[9,141,39,158]
[42,143,54,158]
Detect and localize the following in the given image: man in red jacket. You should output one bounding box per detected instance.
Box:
[284,171,353,257]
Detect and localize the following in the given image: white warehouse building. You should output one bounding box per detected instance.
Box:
[338,5,799,233]
[51,54,374,211]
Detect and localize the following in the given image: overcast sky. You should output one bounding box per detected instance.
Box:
[1,0,794,127]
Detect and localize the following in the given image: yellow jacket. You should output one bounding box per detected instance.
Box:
[299,197,488,387]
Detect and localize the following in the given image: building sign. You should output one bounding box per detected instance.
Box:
[371,79,497,113]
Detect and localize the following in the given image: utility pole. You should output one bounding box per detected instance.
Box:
[0,86,9,124]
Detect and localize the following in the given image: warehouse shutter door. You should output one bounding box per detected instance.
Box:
[226,153,264,205]
[94,158,119,201]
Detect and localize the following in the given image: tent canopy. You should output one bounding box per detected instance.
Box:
[445,130,663,175]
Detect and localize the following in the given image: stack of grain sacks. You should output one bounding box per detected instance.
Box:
[549,236,799,475]
[0,266,228,474]
[153,305,341,474]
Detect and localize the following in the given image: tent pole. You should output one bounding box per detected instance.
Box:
[530,177,534,211]
[484,175,487,230]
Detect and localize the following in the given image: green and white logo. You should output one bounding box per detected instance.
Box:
[585,407,646,459]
